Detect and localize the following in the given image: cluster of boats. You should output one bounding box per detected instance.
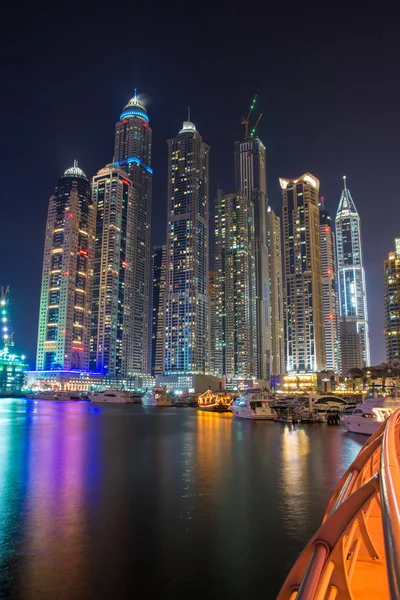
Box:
[26,387,399,436]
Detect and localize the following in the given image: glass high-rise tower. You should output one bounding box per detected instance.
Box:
[384,239,400,363]
[164,118,210,374]
[214,190,257,379]
[37,162,95,371]
[267,207,285,376]
[280,173,325,373]
[113,92,152,375]
[151,245,166,376]
[234,135,270,381]
[320,210,340,372]
[335,177,370,367]
[90,165,134,376]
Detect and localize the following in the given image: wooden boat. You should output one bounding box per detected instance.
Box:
[198,390,232,412]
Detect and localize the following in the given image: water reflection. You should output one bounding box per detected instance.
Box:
[0,401,368,600]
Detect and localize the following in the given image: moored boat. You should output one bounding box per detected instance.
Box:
[26,391,84,401]
[341,398,398,435]
[142,388,175,407]
[89,390,135,404]
[198,390,232,412]
[230,389,276,420]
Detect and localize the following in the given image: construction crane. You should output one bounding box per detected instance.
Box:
[241,95,257,138]
[250,113,263,137]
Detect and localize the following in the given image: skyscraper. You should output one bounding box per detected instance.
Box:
[384,238,400,363]
[339,318,362,375]
[320,209,340,372]
[214,190,257,379]
[280,173,325,373]
[151,245,166,376]
[267,207,285,376]
[335,176,370,368]
[164,118,210,374]
[234,135,270,381]
[113,91,152,375]
[90,165,134,376]
[37,162,95,371]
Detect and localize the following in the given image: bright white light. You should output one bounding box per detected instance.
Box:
[21,355,26,360]
[3,334,8,340]
[0,300,5,306]
[2,327,7,332]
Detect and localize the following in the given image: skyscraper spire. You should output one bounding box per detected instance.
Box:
[343,175,347,191]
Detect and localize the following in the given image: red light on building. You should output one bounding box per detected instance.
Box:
[122,261,129,268]
[67,213,74,218]
[72,346,82,351]
[324,226,329,232]
[64,271,69,276]
[327,269,332,275]
[79,249,88,255]
[328,314,334,319]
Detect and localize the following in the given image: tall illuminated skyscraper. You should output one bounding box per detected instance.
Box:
[164,118,210,374]
[113,91,152,375]
[335,177,370,367]
[320,209,340,372]
[90,165,134,376]
[267,207,285,376]
[214,190,257,378]
[280,173,325,373]
[384,238,400,363]
[151,245,166,376]
[37,162,95,371]
[234,135,270,380]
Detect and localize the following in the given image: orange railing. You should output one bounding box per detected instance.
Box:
[277,409,400,600]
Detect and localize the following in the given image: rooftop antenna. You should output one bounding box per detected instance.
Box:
[188,107,191,122]
[343,175,347,191]
[241,95,257,138]
[134,88,137,101]
[320,196,325,209]
[73,159,78,168]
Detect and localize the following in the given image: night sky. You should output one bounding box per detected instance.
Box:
[2,3,400,367]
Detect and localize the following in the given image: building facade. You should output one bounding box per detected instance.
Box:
[339,318,362,375]
[164,119,210,374]
[37,162,95,371]
[267,207,285,376]
[214,190,257,379]
[151,245,166,376]
[335,176,370,368]
[90,165,134,376]
[113,92,152,375]
[280,173,325,373]
[320,210,340,372]
[234,136,270,380]
[384,238,400,363]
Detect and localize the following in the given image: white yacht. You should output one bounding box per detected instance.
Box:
[341,399,396,435]
[230,390,276,420]
[142,389,174,407]
[89,390,134,404]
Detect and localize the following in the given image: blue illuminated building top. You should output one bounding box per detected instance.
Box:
[120,108,149,122]
[113,156,153,174]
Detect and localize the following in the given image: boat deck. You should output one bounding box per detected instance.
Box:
[351,513,389,600]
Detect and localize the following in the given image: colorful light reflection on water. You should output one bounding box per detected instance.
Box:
[0,399,364,599]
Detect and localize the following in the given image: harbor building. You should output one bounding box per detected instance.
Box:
[267,207,285,376]
[336,176,370,368]
[151,245,166,376]
[320,209,340,372]
[90,165,134,376]
[384,238,400,363]
[280,173,325,373]
[113,91,153,375]
[164,117,210,374]
[214,190,257,379]
[234,133,270,381]
[0,288,28,395]
[36,162,95,371]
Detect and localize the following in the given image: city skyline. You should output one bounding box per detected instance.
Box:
[3,3,400,368]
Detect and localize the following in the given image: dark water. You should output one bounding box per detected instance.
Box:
[0,399,365,599]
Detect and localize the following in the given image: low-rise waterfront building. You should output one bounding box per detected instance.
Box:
[26,370,154,392]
